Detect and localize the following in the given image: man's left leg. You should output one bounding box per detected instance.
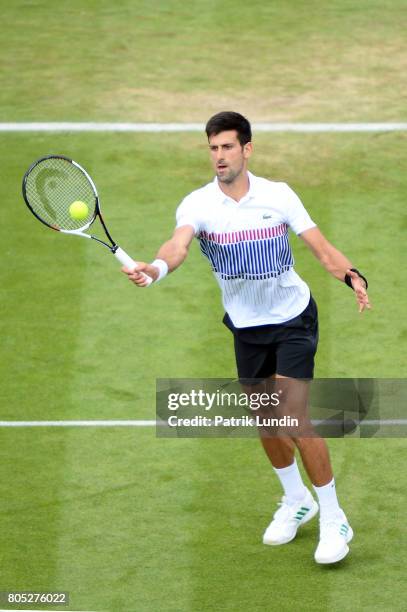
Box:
[293,437,354,563]
[265,375,353,564]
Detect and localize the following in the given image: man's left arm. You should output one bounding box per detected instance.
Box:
[299,227,371,313]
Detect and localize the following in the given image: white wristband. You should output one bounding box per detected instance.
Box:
[151,258,169,282]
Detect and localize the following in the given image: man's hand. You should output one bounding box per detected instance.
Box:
[346,269,371,313]
[122,262,159,287]
[121,226,195,288]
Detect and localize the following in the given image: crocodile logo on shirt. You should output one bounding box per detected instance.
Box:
[262,214,272,219]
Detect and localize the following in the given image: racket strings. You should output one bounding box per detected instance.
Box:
[24,157,96,230]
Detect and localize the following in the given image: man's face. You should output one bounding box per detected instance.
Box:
[208,130,252,184]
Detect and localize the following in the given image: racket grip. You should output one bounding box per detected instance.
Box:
[114,247,153,286]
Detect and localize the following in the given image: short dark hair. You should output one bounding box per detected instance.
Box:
[205,111,252,146]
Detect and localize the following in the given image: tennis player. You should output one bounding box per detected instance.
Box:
[123,112,370,564]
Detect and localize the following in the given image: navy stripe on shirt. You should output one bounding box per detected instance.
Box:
[198,223,294,280]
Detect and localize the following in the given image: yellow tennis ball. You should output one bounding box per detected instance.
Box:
[69,200,89,220]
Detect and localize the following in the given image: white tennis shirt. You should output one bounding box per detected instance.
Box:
[176,171,316,328]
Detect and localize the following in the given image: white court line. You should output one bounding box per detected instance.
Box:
[0,610,97,612]
[0,420,157,427]
[0,419,405,427]
[1,122,407,133]
[311,419,406,426]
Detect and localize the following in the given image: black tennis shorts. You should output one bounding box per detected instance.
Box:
[223,295,319,383]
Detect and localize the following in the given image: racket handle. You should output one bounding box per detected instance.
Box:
[114,247,153,286]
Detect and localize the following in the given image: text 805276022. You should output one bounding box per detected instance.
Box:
[0,591,69,605]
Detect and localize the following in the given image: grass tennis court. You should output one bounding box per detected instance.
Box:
[1,1,406,611]
[1,0,406,122]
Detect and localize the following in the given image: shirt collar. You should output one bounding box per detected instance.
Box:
[213,171,257,205]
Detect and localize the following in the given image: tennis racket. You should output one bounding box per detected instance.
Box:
[22,154,152,285]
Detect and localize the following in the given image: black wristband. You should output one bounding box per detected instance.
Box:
[344,268,368,290]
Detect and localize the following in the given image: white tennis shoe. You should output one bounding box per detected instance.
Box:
[314,510,353,564]
[263,488,319,546]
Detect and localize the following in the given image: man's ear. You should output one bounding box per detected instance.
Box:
[243,142,253,159]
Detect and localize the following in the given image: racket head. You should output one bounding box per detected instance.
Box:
[22,155,98,232]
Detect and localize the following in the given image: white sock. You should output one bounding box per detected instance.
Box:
[273,458,307,503]
[313,478,341,519]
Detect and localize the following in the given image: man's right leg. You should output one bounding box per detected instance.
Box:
[242,379,305,499]
[242,380,318,545]
[258,433,319,545]
[250,377,353,562]
[259,432,295,469]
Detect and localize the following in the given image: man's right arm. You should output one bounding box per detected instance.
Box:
[122,225,195,287]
